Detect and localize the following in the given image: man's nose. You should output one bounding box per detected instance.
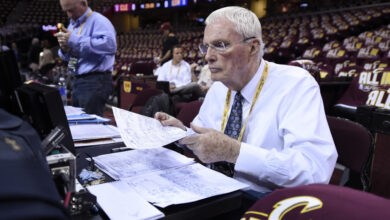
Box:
[205,48,216,63]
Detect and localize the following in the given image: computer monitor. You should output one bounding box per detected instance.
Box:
[156,81,170,94]
[15,83,75,154]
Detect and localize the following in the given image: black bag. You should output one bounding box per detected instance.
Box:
[0,108,70,220]
[140,93,177,117]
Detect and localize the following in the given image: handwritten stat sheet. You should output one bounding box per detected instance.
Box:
[112,107,189,149]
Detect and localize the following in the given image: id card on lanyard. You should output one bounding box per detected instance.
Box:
[68,10,93,74]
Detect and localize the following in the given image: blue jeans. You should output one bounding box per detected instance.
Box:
[72,73,112,116]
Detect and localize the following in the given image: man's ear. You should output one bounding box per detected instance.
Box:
[249,39,260,56]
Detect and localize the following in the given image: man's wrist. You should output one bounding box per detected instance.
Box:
[227,139,241,164]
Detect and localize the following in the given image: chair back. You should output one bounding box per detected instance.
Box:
[327,116,374,190]
[128,88,163,113]
[176,100,203,127]
[242,184,390,220]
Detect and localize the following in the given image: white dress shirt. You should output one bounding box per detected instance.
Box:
[157,60,191,88]
[192,59,338,192]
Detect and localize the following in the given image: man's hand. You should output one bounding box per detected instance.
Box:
[179,123,241,164]
[154,112,186,131]
[190,63,198,72]
[54,27,72,53]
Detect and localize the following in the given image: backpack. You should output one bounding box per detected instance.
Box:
[140,93,177,117]
[0,108,70,220]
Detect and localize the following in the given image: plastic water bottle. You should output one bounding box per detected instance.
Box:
[58,77,67,106]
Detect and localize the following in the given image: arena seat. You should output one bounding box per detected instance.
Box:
[242,184,390,220]
[333,66,390,120]
[175,100,203,127]
[128,88,162,113]
[327,116,374,191]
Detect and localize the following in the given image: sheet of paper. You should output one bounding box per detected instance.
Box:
[112,107,189,149]
[69,124,120,141]
[67,114,96,121]
[88,181,164,220]
[74,137,123,148]
[124,163,249,208]
[64,106,85,116]
[93,148,194,180]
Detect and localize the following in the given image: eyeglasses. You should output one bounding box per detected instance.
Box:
[198,37,256,55]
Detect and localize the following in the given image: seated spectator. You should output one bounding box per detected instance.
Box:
[191,62,213,94]
[170,62,213,102]
[156,44,191,91]
[39,40,55,75]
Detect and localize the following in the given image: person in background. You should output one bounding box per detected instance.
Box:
[11,42,19,62]
[157,22,178,66]
[156,44,191,91]
[39,40,55,75]
[190,60,213,96]
[55,0,117,116]
[27,37,41,72]
[155,6,337,197]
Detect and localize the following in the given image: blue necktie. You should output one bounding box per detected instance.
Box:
[211,91,243,177]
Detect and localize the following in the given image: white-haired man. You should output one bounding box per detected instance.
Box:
[155,6,337,197]
[55,0,117,116]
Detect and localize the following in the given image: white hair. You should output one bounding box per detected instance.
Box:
[205,6,264,58]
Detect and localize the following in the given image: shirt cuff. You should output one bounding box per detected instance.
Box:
[58,49,69,61]
[235,142,269,178]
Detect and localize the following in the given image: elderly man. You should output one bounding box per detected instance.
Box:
[155,6,337,195]
[55,0,117,116]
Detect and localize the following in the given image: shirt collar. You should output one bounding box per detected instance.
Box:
[237,59,266,105]
[71,7,91,26]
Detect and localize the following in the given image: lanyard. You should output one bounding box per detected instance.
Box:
[72,9,93,36]
[169,62,181,78]
[220,62,269,142]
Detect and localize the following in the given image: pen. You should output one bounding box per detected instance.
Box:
[111,147,131,153]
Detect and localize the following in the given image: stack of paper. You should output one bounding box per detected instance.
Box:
[67,114,111,125]
[93,148,195,180]
[124,163,249,208]
[91,148,248,208]
[65,106,111,125]
[64,106,85,116]
[69,124,120,141]
[88,181,164,220]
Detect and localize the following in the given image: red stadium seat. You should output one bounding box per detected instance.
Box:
[242,184,390,220]
[327,116,374,191]
[128,88,163,113]
[175,100,203,127]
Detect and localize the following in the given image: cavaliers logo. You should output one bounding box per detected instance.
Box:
[242,196,323,220]
[123,80,131,93]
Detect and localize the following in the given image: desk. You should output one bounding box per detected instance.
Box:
[75,144,253,220]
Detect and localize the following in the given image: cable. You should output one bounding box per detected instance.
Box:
[64,191,72,208]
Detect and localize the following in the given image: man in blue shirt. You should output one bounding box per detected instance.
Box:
[55,0,117,116]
